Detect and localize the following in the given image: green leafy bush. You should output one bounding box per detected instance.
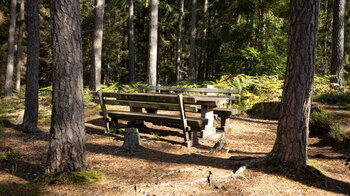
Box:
[309,110,333,135]
[315,91,350,107]
[309,109,347,142]
[329,124,346,142]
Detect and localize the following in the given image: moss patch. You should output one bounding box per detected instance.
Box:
[34,171,104,185]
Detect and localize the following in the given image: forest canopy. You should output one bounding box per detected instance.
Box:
[0,0,349,88]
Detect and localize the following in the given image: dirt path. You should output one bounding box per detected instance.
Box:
[0,112,349,195]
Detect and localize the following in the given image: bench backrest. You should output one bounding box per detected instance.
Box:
[145,86,240,94]
[99,92,199,112]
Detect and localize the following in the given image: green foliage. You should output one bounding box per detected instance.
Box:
[309,109,347,142]
[34,171,104,185]
[328,124,346,142]
[315,91,350,107]
[309,109,333,135]
[0,148,19,161]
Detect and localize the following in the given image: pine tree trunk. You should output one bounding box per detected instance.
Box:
[22,0,39,133]
[46,0,86,174]
[90,0,105,92]
[15,0,25,92]
[175,0,184,84]
[330,0,345,87]
[4,0,17,97]
[128,0,135,84]
[148,0,158,86]
[269,0,320,167]
[188,0,197,80]
[198,0,208,81]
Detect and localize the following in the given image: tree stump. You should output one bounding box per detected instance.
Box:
[121,128,143,152]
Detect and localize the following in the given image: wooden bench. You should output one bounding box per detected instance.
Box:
[96,91,208,147]
[143,85,240,131]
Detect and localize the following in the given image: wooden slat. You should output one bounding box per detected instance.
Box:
[102,92,197,104]
[107,110,208,129]
[103,99,198,112]
[147,86,241,94]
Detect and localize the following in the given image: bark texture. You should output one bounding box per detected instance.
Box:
[198,0,208,81]
[5,0,17,97]
[175,0,184,84]
[330,0,345,87]
[15,0,25,92]
[128,0,135,84]
[188,0,197,80]
[46,0,86,174]
[89,0,105,91]
[148,0,159,86]
[22,0,40,133]
[269,0,320,167]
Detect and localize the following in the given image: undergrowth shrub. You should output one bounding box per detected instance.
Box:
[315,91,350,108]
[309,109,333,135]
[309,109,347,142]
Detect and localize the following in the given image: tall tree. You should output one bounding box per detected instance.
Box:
[89,0,105,92]
[22,0,40,133]
[330,0,345,88]
[269,0,320,167]
[175,0,184,84]
[128,0,135,84]
[4,0,17,97]
[148,0,158,86]
[188,0,197,80]
[15,0,25,92]
[46,0,86,174]
[198,0,208,81]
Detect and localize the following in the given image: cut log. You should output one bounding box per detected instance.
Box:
[121,128,143,152]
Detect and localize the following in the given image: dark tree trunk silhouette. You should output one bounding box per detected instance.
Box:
[128,0,135,84]
[22,0,40,133]
[148,0,158,86]
[175,0,184,84]
[15,0,25,92]
[46,0,86,174]
[330,0,345,87]
[5,0,17,97]
[188,0,197,80]
[198,0,208,81]
[269,0,320,167]
[90,0,105,91]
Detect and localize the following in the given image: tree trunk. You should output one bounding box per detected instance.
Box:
[46,0,86,174]
[175,0,184,84]
[89,0,105,92]
[198,0,208,81]
[4,0,17,97]
[15,0,25,92]
[121,128,143,153]
[330,0,345,87]
[148,0,158,86]
[22,0,40,133]
[269,0,320,167]
[128,0,135,84]
[188,0,197,80]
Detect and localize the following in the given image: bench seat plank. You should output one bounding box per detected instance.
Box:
[107,110,208,129]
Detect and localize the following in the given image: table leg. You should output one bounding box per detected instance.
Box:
[200,105,216,138]
[129,107,144,126]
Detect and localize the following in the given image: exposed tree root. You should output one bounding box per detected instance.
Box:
[134,157,268,194]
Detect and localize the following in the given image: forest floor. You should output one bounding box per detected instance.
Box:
[0,98,349,195]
